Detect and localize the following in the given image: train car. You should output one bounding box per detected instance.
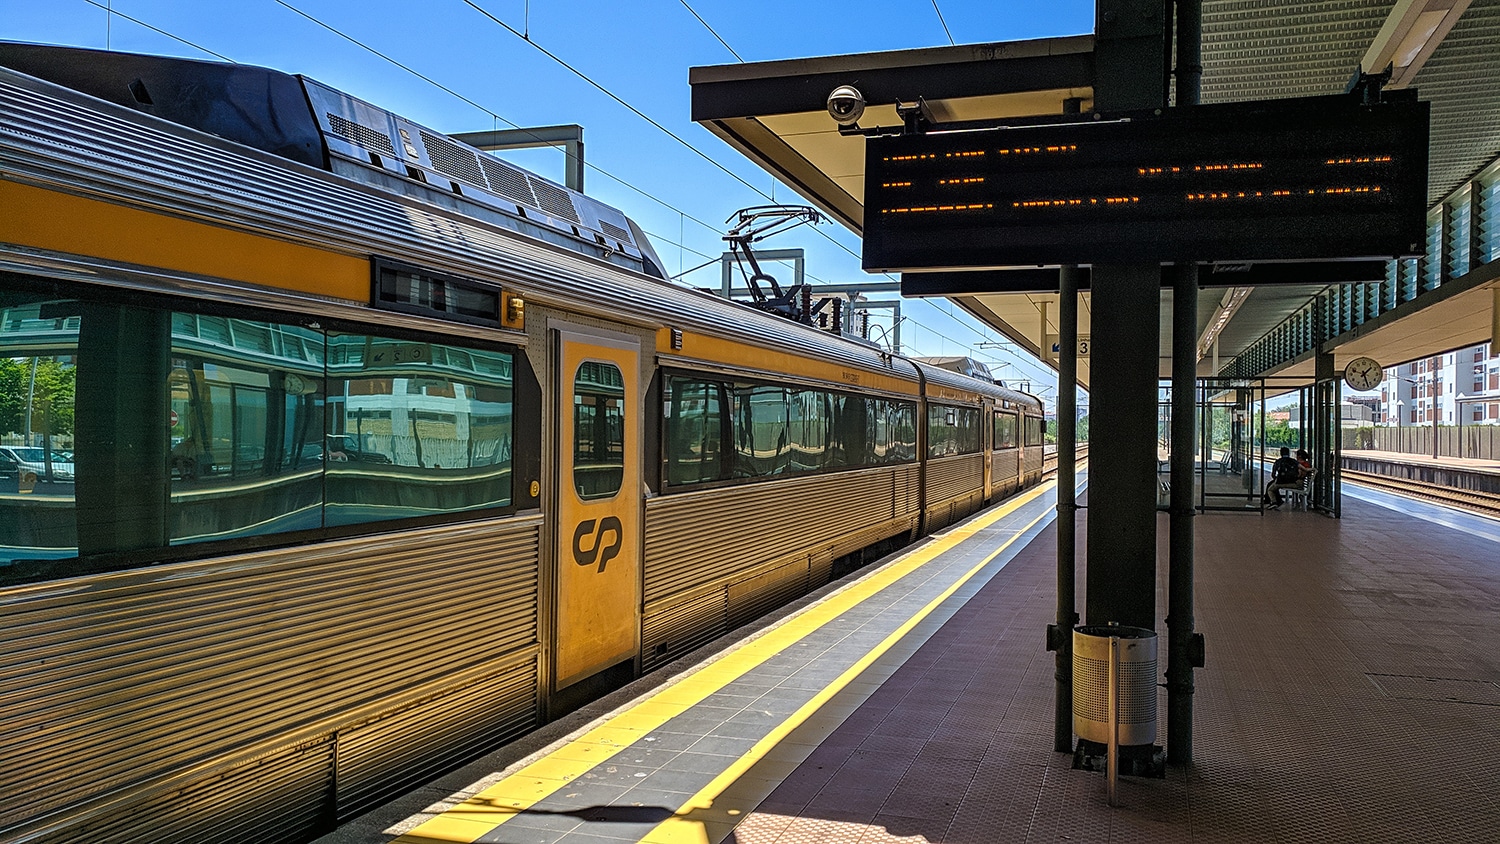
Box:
[0,45,1044,844]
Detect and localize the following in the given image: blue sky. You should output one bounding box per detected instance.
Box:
[3,0,1097,406]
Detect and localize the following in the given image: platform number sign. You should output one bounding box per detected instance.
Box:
[1050,335,1091,359]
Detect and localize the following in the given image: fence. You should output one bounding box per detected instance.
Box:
[1352,426,1500,461]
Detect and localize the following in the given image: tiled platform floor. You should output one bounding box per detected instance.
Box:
[738,485,1500,844]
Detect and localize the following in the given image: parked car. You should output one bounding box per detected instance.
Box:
[0,445,76,485]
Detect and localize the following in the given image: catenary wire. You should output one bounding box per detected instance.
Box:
[930,0,956,46]
[677,0,743,62]
[81,0,235,61]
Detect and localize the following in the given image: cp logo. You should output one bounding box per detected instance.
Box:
[573,516,623,572]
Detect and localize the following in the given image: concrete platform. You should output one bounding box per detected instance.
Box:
[317,475,1500,844]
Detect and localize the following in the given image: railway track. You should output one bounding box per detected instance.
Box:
[1343,469,1500,519]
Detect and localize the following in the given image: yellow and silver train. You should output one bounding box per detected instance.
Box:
[0,44,1045,844]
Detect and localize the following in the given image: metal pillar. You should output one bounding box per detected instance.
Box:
[1085,0,1167,630]
[1167,0,1204,766]
[1054,267,1082,752]
[1053,96,1083,754]
[1167,266,1199,763]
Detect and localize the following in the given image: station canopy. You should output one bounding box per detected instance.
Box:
[690,0,1500,389]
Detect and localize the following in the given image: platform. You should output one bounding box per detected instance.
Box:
[317,477,1500,844]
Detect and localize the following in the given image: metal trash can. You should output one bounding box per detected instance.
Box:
[1073,625,1157,746]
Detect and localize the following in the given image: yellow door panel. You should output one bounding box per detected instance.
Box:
[555,326,641,687]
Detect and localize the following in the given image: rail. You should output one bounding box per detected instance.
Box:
[1343,469,1500,519]
[1042,443,1088,477]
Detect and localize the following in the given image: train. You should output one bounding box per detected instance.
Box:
[0,44,1045,844]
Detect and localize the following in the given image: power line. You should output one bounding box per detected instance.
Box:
[80,0,235,61]
[267,1,730,241]
[930,1,956,46]
[458,1,772,200]
[678,0,743,62]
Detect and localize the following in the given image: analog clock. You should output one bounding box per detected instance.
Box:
[1343,356,1383,391]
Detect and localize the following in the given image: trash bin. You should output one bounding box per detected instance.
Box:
[1073,625,1157,747]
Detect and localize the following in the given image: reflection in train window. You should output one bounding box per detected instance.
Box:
[994,411,1019,449]
[0,293,80,566]
[661,371,917,490]
[927,404,981,458]
[168,313,328,544]
[324,333,514,525]
[733,384,789,477]
[574,361,625,499]
[665,377,724,485]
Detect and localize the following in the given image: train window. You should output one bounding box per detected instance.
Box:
[927,404,981,458]
[168,315,327,544]
[0,293,80,567]
[889,401,918,462]
[788,390,830,471]
[994,411,1019,449]
[733,385,789,477]
[664,376,725,486]
[323,332,515,525]
[573,361,624,499]
[658,373,917,491]
[1024,416,1046,447]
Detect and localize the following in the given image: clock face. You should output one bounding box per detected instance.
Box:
[1343,356,1383,391]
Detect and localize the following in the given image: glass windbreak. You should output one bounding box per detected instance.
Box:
[324,334,515,524]
[573,360,624,499]
[1,294,80,566]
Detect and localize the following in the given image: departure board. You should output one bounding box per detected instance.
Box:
[862,94,1429,272]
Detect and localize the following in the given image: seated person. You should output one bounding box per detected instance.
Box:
[1262,446,1302,508]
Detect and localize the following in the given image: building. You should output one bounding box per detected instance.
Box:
[1377,342,1500,425]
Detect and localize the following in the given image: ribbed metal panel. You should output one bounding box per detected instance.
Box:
[1202,1,1391,104]
[925,453,985,504]
[641,590,727,673]
[0,516,541,843]
[726,558,812,629]
[643,466,918,605]
[49,736,333,844]
[0,71,914,385]
[1023,444,1045,476]
[335,657,539,819]
[993,450,1021,486]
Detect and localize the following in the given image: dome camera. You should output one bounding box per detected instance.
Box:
[826,85,865,127]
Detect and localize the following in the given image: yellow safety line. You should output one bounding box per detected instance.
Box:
[395,480,1056,843]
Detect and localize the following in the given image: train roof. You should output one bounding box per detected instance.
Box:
[0,46,1038,400]
[0,42,666,280]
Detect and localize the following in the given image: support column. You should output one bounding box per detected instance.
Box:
[1167,266,1199,763]
[1053,96,1084,753]
[1085,0,1167,630]
[1167,0,1204,766]
[1085,265,1161,629]
[1053,276,1081,749]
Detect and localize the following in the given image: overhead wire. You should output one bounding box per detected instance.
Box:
[80,0,235,61]
[930,0,956,46]
[677,0,743,62]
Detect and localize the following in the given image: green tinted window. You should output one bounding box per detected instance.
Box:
[324,333,515,524]
[664,376,725,486]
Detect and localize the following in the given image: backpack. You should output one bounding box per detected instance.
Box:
[1274,457,1300,484]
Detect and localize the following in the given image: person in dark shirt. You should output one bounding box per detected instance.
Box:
[1263,446,1302,508]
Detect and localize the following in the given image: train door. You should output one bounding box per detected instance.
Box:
[553,325,641,689]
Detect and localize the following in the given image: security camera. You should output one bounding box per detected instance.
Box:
[826,85,865,127]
